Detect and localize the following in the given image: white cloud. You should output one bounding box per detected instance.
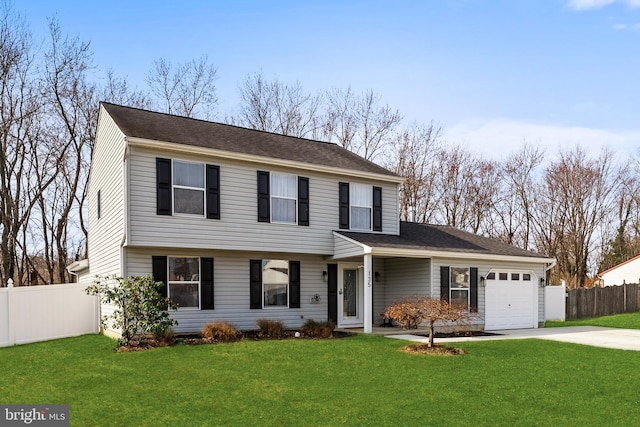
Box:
[613,23,627,29]
[568,0,640,9]
[444,118,640,160]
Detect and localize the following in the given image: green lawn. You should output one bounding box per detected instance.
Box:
[2,334,640,426]
[545,311,640,329]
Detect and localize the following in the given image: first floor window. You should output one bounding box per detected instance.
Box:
[450,266,470,310]
[263,260,289,307]
[250,259,300,309]
[168,257,200,309]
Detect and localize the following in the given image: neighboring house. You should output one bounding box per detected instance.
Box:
[70,102,555,334]
[598,255,640,287]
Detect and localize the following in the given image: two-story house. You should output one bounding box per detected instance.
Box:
[71,102,555,334]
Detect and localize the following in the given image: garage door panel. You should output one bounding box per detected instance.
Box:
[485,278,535,330]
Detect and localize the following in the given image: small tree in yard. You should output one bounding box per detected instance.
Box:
[86,275,178,346]
[383,295,473,348]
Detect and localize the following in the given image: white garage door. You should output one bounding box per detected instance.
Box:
[485,271,536,330]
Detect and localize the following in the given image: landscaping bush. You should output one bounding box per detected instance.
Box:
[257,319,285,338]
[201,321,240,342]
[85,275,178,346]
[301,319,335,338]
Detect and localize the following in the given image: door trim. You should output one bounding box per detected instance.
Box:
[337,263,364,328]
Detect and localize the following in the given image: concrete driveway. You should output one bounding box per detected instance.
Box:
[386,326,640,351]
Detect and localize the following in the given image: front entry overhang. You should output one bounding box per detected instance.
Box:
[331,229,556,334]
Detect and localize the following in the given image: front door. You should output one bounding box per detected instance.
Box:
[338,264,364,327]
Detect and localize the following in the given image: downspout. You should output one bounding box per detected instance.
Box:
[121,137,130,278]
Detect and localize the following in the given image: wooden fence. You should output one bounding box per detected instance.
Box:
[565,283,640,321]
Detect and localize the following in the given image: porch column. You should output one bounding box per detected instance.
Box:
[364,253,373,333]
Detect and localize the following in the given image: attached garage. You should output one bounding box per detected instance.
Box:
[484,271,537,330]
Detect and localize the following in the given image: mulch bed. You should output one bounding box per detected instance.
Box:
[401,344,467,356]
[115,330,353,352]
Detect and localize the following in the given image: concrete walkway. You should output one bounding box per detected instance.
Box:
[386,326,640,351]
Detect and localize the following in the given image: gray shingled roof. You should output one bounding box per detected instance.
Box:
[338,221,550,259]
[101,102,397,177]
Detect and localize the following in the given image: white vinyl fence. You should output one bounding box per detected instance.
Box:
[545,282,566,321]
[0,283,99,347]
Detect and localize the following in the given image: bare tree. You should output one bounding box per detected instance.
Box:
[387,122,442,222]
[35,20,97,283]
[494,143,544,248]
[101,69,150,111]
[146,56,218,119]
[324,87,402,162]
[435,145,475,229]
[234,72,324,139]
[534,146,622,287]
[0,3,45,285]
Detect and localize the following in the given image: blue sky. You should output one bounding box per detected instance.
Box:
[16,0,640,158]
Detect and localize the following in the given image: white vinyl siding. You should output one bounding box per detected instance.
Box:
[124,248,328,332]
[333,234,366,259]
[381,258,431,310]
[87,108,126,279]
[127,146,400,254]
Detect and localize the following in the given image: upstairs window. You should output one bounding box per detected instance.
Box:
[339,182,382,231]
[271,173,297,224]
[156,158,220,219]
[257,171,309,226]
[97,190,102,219]
[350,183,372,230]
[173,161,205,215]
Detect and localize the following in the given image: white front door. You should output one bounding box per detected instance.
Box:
[338,263,364,327]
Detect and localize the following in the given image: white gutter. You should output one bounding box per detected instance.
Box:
[545,259,558,272]
[126,137,405,184]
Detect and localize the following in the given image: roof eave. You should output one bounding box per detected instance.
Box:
[371,247,555,264]
[126,136,405,184]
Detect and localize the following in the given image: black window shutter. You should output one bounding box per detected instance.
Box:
[156,158,172,216]
[257,171,270,222]
[327,264,338,324]
[206,165,220,220]
[152,256,168,298]
[440,266,450,302]
[201,258,214,310]
[373,186,382,232]
[250,259,262,309]
[338,182,349,229]
[470,267,478,313]
[289,261,301,308]
[298,176,309,226]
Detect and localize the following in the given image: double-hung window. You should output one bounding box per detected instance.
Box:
[173,160,205,215]
[250,259,301,309]
[339,182,382,231]
[168,256,200,309]
[271,173,297,224]
[450,267,470,310]
[157,158,220,219]
[350,183,372,230]
[262,260,289,307]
